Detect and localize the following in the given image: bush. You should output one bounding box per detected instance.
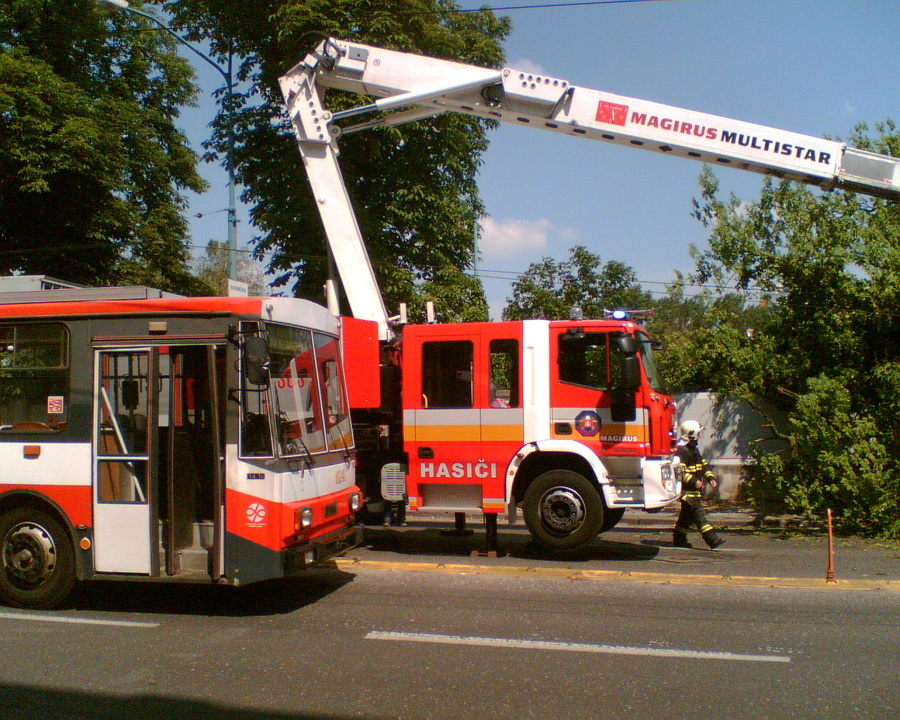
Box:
[747,375,899,538]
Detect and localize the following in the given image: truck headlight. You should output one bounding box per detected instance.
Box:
[350,492,361,512]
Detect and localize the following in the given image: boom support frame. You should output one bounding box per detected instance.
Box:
[279,37,899,337]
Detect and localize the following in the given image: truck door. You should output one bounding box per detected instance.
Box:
[479,330,524,512]
[551,327,646,457]
[405,324,522,512]
[405,327,480,511]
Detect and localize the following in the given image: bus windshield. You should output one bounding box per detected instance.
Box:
[267,324,352,458]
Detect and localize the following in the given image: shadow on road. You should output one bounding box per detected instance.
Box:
[361,525,661,563]
[0,682,359,720]
[66,567,354,617]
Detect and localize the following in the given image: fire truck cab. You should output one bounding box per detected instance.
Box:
[405,317,677,547]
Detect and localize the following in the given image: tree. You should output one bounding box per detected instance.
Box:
[194,240,267,296]
[503,245,652,320]
[0,0,207,292]
[649,284,784,398]
[682,121,899,537]
[165,0,509,316]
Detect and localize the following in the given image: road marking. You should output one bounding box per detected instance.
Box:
[366,630,791,663]
[0,611,158,628]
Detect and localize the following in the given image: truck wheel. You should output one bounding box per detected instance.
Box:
[523,470,603,551]
[0,508,76,609]
[599,507,626,533]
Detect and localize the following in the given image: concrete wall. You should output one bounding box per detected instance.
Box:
[674,392,790,500]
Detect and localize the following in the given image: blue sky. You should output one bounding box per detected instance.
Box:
[181,0,898,317]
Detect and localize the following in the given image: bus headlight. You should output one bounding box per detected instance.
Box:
[295,506,313,533]
[350,493,361,512]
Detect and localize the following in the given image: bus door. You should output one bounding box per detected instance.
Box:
[93,345,224,577]
[93,348,155,574]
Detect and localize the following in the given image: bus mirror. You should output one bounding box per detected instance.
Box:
[244,336,270,387]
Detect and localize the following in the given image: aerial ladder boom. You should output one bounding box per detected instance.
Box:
[279,38,899,336]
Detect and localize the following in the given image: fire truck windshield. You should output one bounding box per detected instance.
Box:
[637,333,662,391]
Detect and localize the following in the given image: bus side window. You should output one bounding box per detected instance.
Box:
[0,323,69,434]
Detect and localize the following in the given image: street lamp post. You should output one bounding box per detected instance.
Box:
[98,0,238,282]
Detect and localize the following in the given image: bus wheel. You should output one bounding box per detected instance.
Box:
[0,508,76,609]
[523,470,603,551]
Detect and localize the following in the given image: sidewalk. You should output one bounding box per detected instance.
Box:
[355,503,900,587]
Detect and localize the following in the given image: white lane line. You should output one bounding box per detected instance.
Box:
[0,611,158,628]
[366,630,790,663]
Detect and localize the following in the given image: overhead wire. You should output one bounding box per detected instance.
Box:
[394,1,683,16]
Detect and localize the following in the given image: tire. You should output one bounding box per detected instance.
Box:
[599,507,626,534]
[523,470,603,551]
[0,508,76,609]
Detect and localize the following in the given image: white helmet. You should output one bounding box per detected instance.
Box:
[679,420,703,441]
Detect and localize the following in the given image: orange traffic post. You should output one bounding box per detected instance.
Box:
[825,509,837,583]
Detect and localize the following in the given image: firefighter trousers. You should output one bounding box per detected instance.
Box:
[674,495,715,536]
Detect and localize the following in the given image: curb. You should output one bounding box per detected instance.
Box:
[332,557,900,592]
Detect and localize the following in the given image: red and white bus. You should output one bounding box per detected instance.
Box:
[0,286,361,608]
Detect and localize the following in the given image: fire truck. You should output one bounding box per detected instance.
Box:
[0,285,361,608]
[277,38,899,553]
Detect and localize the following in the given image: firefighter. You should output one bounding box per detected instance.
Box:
[673,420,724,549]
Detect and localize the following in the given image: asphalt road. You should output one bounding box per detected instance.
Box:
[0,516,897,720]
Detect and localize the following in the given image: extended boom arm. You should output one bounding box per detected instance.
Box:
[279,38,899,337]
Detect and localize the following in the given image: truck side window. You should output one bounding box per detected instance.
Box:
[489,339,519,408]
[558,331,609,390]
[0,323,69,434]
[422,341,473,409]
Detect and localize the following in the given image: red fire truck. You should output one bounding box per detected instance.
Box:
[278,38,899,552]
[0,285,361,608]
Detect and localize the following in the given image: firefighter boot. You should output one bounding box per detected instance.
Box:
[703,530,725,550]
[672,532,692,548]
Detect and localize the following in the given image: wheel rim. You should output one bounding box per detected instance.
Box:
[539,486,587,534]
[3,522,58,589]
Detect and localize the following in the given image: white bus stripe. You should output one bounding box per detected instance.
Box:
[365,630,790,663]
[0,611,158,628]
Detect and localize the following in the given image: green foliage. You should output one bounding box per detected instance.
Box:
[650,286,786,398]
[166,0,509,315]
[0,0,206,292]
[746,376,899,538]
[194,240,266,296]
[503,245,652,320]
[406,263,488,324]
[681,121,899,537]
